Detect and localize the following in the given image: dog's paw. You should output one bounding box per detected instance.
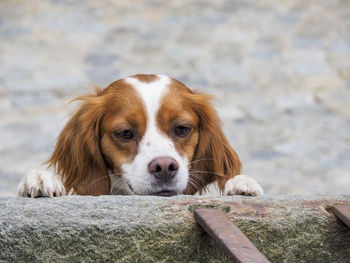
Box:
[223,175,264,196]
[18,168,65,198]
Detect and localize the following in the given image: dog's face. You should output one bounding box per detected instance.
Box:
[48,74,241,196]
[101,75,199,196]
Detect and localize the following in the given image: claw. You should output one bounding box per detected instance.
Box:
[224,175,264,197]
[18,168,65,198]
[30,188,36,198]
[47,190,54,198]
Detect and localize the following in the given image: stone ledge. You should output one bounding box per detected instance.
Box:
[1,195,350,263]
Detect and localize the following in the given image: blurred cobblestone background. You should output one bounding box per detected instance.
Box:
[1,0,349,196]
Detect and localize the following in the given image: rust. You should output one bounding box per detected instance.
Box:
[194,208,270,263]
[332,205,350,228]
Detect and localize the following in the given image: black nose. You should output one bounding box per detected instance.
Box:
[148,157,179,181]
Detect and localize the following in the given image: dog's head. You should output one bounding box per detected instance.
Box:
[48,74,241,196]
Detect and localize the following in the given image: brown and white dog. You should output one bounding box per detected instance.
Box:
[18,74,263,197]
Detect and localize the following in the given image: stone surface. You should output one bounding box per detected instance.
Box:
[1,195,350,263]
[1,0,350,196]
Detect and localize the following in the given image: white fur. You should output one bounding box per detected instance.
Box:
[121,75,189,195]
[194,174,263,196]
[18,168,65,197]
[17,75,264,197]
[223,174,264,196]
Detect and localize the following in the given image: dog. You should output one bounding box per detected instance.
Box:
[18,74,263,197]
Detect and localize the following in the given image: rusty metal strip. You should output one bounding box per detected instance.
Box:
[332,205,350,228]
[194,208,270,263]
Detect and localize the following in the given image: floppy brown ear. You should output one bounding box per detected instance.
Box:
[184,93,242,194]
[47,90,110,195]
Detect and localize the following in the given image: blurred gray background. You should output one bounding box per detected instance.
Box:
[1,0,349,196]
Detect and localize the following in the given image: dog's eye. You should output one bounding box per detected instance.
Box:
[174,125,192,137]
[114,129,134,141]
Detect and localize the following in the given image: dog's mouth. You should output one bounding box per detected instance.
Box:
[127,183,178,197]
[152,190,178,197]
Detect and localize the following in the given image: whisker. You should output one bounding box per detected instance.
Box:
[189,178,202,189]
[83,172,123,193]
[111,184,124,195]
[111,178,125,189]
[189,176,212,194]
[111,178,128,195]
[108,173,123,177]
[84,175,111,190]
[107,171,124,194]
[189,158,214,165]
[188,173,207,184]
[187,179,201,192]
[189,177,210,194]
[190,170,225,177]
[188,172,208,188]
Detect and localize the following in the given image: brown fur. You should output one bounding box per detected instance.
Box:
[166,78,242,194]
[47,79,147,195]
[47,89,110,195]
[157,81,199,167]
[47,75,241,196]
[130,74,159,83]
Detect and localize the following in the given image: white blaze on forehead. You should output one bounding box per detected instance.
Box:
[121,75,189,195]
[126,75,170,124]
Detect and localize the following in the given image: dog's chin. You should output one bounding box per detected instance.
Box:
[127,183,179,197]
[152,190,178,197]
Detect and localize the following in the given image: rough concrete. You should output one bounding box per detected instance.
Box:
[1,0,350,196]
[1,195,350,263]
